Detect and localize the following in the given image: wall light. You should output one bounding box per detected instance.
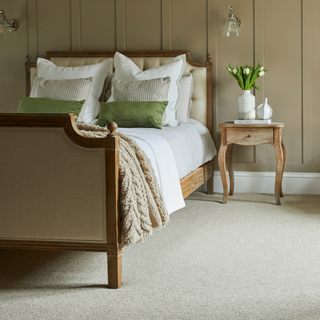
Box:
[0,10,18,39]
[222,6,241,37]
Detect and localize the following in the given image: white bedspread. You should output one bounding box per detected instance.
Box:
[119,119,216,215]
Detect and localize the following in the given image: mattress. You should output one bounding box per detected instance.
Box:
[119,119,217,214]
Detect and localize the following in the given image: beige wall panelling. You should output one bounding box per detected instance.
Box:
[71,0,81,50]
[311,0,320,169]
[161,0,171,50]
[261,0,302,171]
[0,0,28,113]
[80,0,116,50]
[125,0,161,50]
[216,0,255,166]
[302,0,313,166]
[208,0,218,146]
[27,0,38,58]
[302,0,314,167]
[170,0,207,62]
[253,0,265,168]
[116,0,125,50]
[37,0,72,57]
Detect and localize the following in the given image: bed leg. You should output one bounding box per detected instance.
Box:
[207,161,214,194]
[207,176,214,194]
[107,246,122,289]
[105,122,122,289]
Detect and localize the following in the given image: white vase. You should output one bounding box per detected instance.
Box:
[257,98,273,120]
[238,90,255,120]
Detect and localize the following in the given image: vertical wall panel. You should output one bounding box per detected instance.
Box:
[125,0,161,50]
[302,0,313,165]
[262,0,302,165]
[116,0,125,50]
[27,0,38,58]
[161,0,171,50]
[71,0,81,50]
[311,0,320,165]
[171,0,207,62]
[37,0,72,56]
[0,0,28,113]
[80,0,116,50]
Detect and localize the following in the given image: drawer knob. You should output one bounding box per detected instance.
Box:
[248,135,251,137]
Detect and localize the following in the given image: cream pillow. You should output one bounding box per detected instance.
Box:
[176,74,195,123]
[36,77,93,103]
[112,77,171,102]
[35,58,112,123]
[109,52,186,126]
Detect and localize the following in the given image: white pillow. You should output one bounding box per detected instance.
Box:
[176,74,195,123]
[109,52,186,126]
[30,73,38,97]
[35,58,112,123]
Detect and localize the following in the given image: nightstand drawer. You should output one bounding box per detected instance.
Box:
[227,128,273,145]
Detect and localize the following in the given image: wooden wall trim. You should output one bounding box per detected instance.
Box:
[161,0,171,50]
[254,0,265,166]
[71,0,81,51]
[302,0,313,165]
[116,0,126,50]
[27,0,38,58]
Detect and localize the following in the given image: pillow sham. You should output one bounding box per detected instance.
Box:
[34,58,112,123]
[96,101,168,129]
[17,96,85,117]
[112,77,171,102]
[36,77,93,102]
[109,52,186,126]
[176,74,195,123]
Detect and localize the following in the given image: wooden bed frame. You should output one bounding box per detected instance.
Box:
[0,50,213,288]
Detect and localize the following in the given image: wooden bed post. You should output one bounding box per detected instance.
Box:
[25,55,32,97]
[105,122,122,289]
[206,53,214,194]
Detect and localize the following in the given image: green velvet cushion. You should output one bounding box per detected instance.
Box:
[96,101,168,129]
[17,96,85,117]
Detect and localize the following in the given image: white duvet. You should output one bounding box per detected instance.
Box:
[119,119,217,215]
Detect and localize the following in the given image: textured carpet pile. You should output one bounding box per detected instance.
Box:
[1,193,320,320]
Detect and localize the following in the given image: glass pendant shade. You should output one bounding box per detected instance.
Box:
[0,10,18,39]
[222,6,241,37]
[0,21,10,39]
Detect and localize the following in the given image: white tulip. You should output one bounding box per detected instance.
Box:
[228,68,231,72]
[246,68,250,75]
[233,69,237,74]
[259,71,265,76]
[259,66,264,71]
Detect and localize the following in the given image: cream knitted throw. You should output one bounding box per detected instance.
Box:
[77,124,169,247]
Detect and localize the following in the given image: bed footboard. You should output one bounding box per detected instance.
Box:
[0,113,122,288]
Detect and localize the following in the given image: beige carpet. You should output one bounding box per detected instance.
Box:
[1,193,320,320]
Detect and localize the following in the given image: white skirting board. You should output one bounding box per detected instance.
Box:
[213,171,320,195]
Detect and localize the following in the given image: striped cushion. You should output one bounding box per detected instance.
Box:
[112,77,171,102]
[36,77,93,103]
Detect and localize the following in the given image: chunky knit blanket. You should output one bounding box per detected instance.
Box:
[77,124,169,247]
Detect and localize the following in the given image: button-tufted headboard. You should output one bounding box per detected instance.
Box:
[25,50,213,137]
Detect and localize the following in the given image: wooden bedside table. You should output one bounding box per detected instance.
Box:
[218,122,286,205]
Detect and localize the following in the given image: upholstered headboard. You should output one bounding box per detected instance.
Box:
[25,50,213,137]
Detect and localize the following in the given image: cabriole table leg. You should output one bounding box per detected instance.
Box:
[274,128,284,205]
[226,144,234,196]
